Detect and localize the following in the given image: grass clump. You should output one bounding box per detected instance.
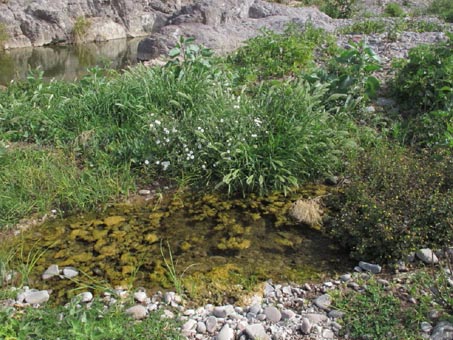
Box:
[72,16,91,43]
[384,2,406,17]
[0,146,134,228]
[428,0,453,23]
[340,19,387,34]
[0,300,182,339]
[325,145,453,261]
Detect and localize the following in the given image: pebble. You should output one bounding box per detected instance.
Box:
[416,248,439,264]
[358,261,382,274]
[313,294,332,311]
[138,189,151,195]
[264,306,281,323]
[62,267,79,279]
[328,310,345,319]
[42,265,59,280]
[24,290,50,304]
[134,291,147,303]
[78,291,93,303]
[216,323,234,340]
[420,321,432,333]
[300,318,312,334]
[340,273,351,282]
[197,321,207,333]
[125,305,147,320]
[281,309,295,320]
[206,316,218,333]
[245,324,269,340]
[431,321,453,340]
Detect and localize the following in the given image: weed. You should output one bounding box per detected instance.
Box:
[384,2,406,17]
[428,0,453,23]
[0,22,8,49]
[72,16,91,43]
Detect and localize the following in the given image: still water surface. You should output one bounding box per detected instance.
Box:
[0,38,141,85]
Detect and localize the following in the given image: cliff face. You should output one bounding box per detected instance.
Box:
[0,0,184,49]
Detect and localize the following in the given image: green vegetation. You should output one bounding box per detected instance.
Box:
[0,300,182,339]
[391,35,453,147]
[428,0,453,23]
[333,253,453,339]
[296,0,357,18]
[72,16,91,43]
[325,146,453,261]
[384,2,406,17]
[0,22,8,49]
[340,18,447,35]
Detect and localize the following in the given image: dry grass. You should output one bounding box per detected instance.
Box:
[289,198,323,227]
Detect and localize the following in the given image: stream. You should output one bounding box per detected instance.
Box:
[0,38,141,86]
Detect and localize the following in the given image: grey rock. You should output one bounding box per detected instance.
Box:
[281,309,295,320]
[431,321,453,340]
[340,273,351,282]
[197,321,207,334]
[257,313,267,321]
[264,282,275,297]
[213,306,227,318]
[245,324,269,340]
[42,264,59,280]
[134,291,147,303]
[24,290,50,304]
[313,294,332,311]
[421,321,433,333]
[206,316,218,333]
[182,319,197,331]
[359,261,382,274]
[264,306,281,323]
[322,328,335,339]
[62,267,79,279]
[300,318,312,334]
[328,310,345,319]
[125,305,148,320]
[216,323,234,340]
[304,313,328,324]
[416,248,439,264]
[138,189,151,195]
[78,291,93,303]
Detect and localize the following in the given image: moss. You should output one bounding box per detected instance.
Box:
[104,216,125,227]
[217,237,251,250]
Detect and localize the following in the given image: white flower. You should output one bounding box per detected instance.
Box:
[251,134,257,138]
[220,118,224,123]
[233,105,240,109]
[144,160,150,165]
[165,138,170,143]
[202,164,206,170]
[149,123,154,128]
[155,120,161,125]
[155,161,160,165]
[161,161,170,170]
[164,128,170,134]
[156,140,161,145]
[254,118,262,126]
[191,155,195,160]
[172,127,178,133]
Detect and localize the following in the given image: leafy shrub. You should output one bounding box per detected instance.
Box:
[384,2,406,17]
[72,16,91,43]
[325,145,453,261]
[428,0,453,23]
[392,37,453,114]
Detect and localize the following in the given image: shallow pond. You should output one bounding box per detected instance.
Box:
[0,38,140,85]
[13,187,352,304]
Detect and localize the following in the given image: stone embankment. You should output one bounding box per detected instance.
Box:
[3,247,452,340]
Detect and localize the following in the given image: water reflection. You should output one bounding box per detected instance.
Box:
[0,38,141,85]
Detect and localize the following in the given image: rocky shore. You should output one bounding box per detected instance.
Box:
[2,247,452,340]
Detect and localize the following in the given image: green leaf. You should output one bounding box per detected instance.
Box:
[168,48,180,58]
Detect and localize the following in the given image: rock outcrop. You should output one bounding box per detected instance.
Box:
[0,0,184,49]
[1,0,334,57]
[137,0,335,60]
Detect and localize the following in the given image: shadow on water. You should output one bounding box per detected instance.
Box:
[11,187,353,305]
[0,38,141,85]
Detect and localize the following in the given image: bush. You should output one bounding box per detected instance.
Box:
[392,37,453,114]
[320,0,357,18]
[325,145,453,261]
[384,2,406,17]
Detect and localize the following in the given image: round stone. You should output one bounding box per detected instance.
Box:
[264,306,281,323]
